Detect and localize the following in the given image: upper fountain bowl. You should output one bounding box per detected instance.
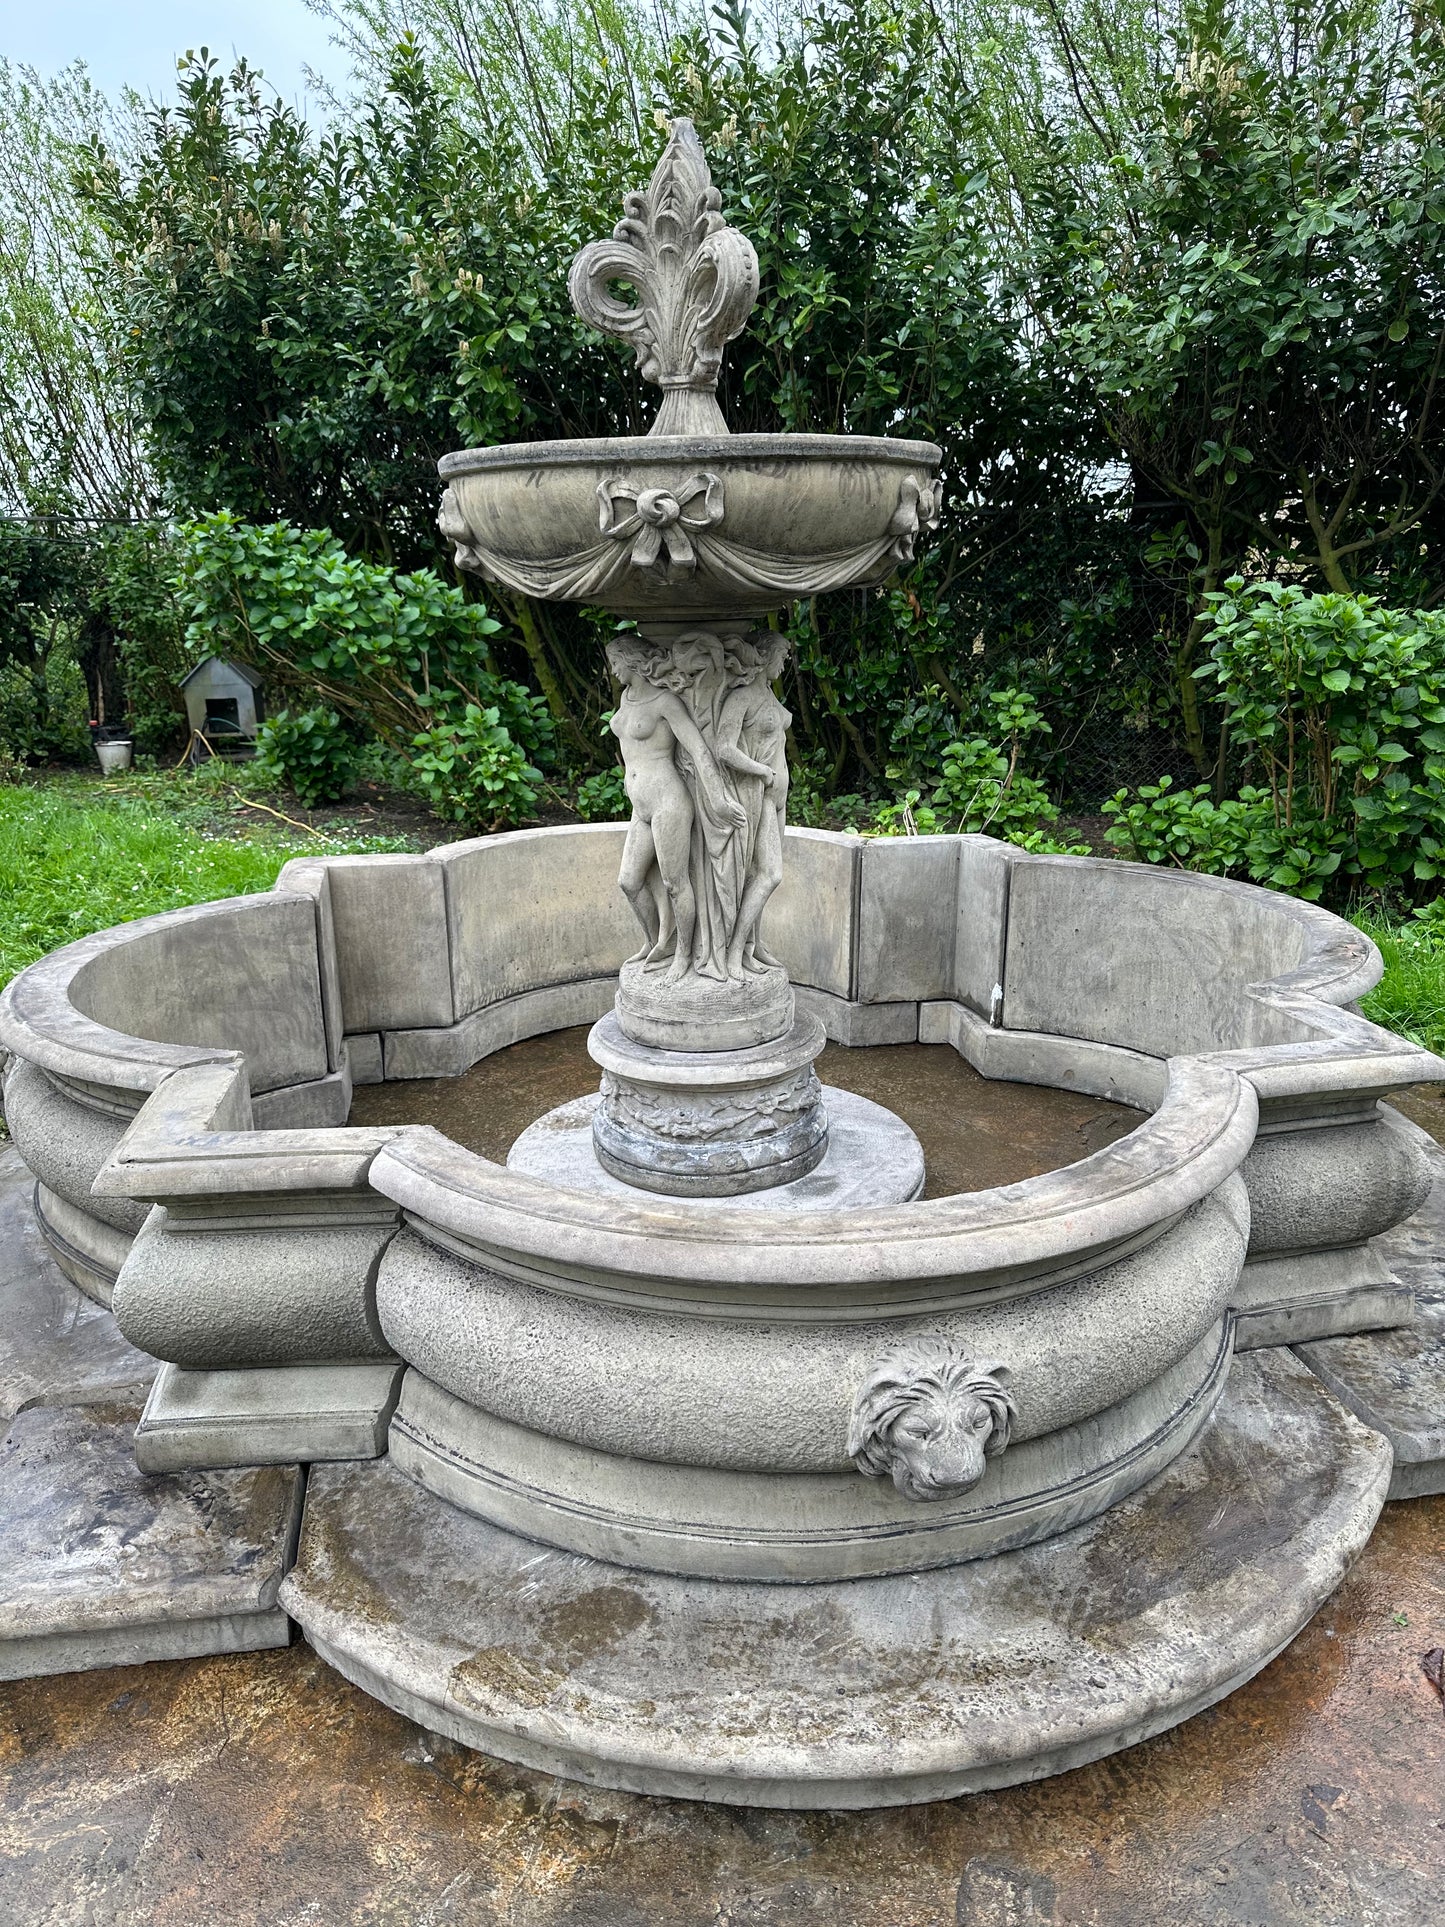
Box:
[438,431,942,624]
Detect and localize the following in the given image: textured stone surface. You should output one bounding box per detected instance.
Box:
[66,893,330,1095]
[0,1146,155,1424]
[1,1056,145,1233]
[384,1323,1226,1580]
[0,1399,301,1681]
[855,835,960,1004]
[1295,1119,1445,1498]
[508,1086,924,1214]
[374,1185,1244,1473]
[282,1348,1390,1807]
[279,852,453,1034]
[112,1207,396,1369]
[438,826,636,1022]
[1002,855,1357,1055]
[1243,1113,1431,1257]
[133,1359,404,1472]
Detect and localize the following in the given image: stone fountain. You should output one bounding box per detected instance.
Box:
[439,119,939,1202]
[3,119,1445,1810]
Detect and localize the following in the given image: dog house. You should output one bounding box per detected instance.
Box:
[179,656,265,754]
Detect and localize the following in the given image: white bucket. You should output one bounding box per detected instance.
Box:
[95,740,133,776]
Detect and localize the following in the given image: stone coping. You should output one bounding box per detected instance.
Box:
[438,431,942,476]
[367,1056,1256,1308]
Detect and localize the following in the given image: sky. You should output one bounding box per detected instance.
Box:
[2,0,346,109]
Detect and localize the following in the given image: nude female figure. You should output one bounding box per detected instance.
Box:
[608,638,747,985]
[715,633,792,980]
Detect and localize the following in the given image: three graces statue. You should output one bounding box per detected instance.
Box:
[609,630,791,989]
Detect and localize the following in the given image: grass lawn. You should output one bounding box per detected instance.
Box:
[1354,912,1445,1060]
[0,770,416,991]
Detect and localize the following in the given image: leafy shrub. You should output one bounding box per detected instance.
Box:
[874,687,1067,845]
[254,707,361,806]
[574,766,628,821]
[175,514,554,824]
[1108,585,1445,903]
[409,704,542,832]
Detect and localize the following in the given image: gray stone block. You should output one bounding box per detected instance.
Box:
[1,1057,146,1234]
[134,1359,404,1471]
[761,828,858,999]
[382,978,617,1080]
[1233,1247,1414,1348]
[346,1031,384,1084]
[32,1183,133,1305]
[68,893,330,1095]
[251,1064,353,1130]
[113,1207,397,1369]
[287,854,453,1034]
[0,1400,301,1681]
[793,985,918,1044]
[387,1321,1227,1580]
[283,1347,1389,1807]
[272,857,345,1069]
[855,835,960,1004]
[1003,857,1322,1055]
[955,834,1010,1019]
[1243,1113,1430,1258]
[1295,1126,1445,1498]
[437,826,634,1020]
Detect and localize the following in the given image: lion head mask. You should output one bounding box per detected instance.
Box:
[847,1342,1017,1503]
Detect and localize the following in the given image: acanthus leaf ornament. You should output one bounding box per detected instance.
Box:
[567,119,759,437]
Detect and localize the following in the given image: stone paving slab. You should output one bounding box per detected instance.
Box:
[282,1347,1391,1809]
[0,1144,155,1425]
[0,1399,302,1681]
[1296,1117,1445,1499]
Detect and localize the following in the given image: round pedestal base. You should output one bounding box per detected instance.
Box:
[509,1085,924,1211]
[281,1349,1390,1809]
[587,1012,830,1198]
[616,958,793,1052]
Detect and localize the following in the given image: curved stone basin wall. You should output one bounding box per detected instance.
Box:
[0,828,1438,1580]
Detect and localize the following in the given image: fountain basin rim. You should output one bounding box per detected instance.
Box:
[438,430,942,478]
[365,1053,1258,1311]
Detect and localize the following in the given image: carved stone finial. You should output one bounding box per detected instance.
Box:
[848,1343,1017,1503]
[568,118,760,438]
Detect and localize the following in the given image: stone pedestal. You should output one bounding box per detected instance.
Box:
[589,1010,828,1197]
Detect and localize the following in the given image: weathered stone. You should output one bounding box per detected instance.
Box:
[112,1206,397,1370]
[134,1359,404,1472]
[507,1085,924,1215]
[385,1320,1228,1580]
[588,1011,827,1195]
[279,852,453,1035]
[0,1146,155,1424]
[1295,1121,1445,1498]
[283,1347,1390,1807]
[0,1400,301,1681]
[855,836,960,1004]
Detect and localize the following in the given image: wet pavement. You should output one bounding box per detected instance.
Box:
[348,1028,1143,1198]
[1,1489,1442,1925]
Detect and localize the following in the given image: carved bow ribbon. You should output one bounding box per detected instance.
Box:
[597,472,725,573]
